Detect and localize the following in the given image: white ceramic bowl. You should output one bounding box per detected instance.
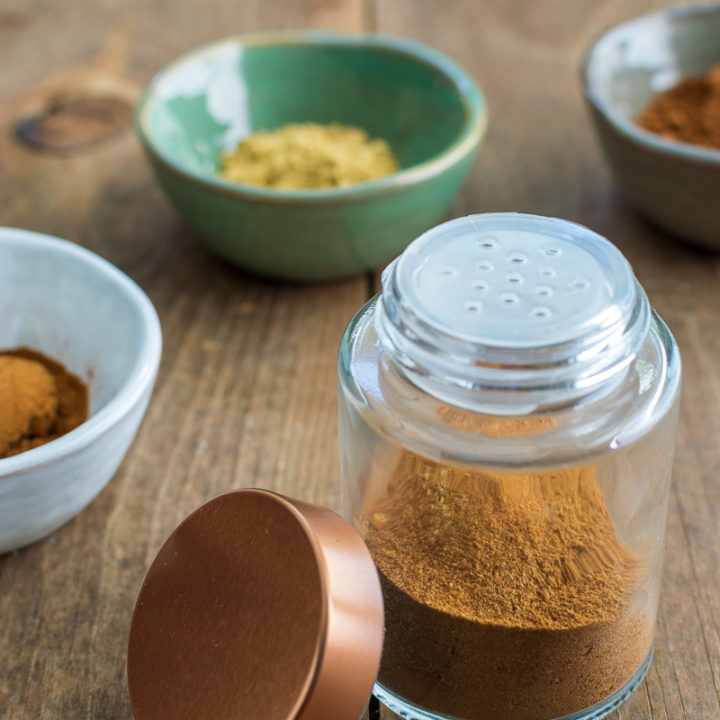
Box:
[0,228,162,553]
[581,3,720,249]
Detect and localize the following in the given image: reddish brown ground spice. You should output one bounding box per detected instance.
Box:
[635,64,720,150]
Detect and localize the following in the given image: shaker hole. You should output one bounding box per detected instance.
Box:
[477,261,494,272]
[506,273,523,285]
[531,306,552,318]
[508,253,528,265]
[464,300,483,312]
[471,278,489,291]
[439,265,457,277]
[479,237,498,249]
[544,247,561,256]
[572,278,590,290]
[540,267,556,278]
[501,292,519,305]
[534,286,554,297]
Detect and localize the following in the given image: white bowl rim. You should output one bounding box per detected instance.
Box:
[0,227,162,477]
[135,29,488,205]
[580,2,720,166]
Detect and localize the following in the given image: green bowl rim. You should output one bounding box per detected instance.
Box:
[580,2,720,168]
[135,30,487,205]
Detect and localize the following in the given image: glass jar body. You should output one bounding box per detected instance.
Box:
[338,297,680,720]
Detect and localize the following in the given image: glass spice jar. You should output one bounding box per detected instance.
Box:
[338,213,681,720]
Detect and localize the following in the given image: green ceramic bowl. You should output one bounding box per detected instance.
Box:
[136,31,486,281]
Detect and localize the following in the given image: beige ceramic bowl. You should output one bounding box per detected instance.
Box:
[581,4,720,250]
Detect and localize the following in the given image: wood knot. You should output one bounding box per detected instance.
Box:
[15,92,132,153]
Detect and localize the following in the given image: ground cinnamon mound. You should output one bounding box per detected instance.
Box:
[0,348,89,459]
[365,452,650,720]
[635,64,720,150]
[436,406,557,437]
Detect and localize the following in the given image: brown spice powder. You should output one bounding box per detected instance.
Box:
[365,452,650,720]
[0,347,89,459]
[635,64,720,150]
[437,406,557,437]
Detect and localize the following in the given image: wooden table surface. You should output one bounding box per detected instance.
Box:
[1,1,719,718]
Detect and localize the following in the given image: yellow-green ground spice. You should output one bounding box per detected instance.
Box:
[218,122,398,189]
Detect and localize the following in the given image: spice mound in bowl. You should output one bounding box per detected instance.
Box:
[0,227,161,553]
[0,348,88,459]
[581,3,720,250]
[635,63,720,151]
[135,31,486,281]
[218,122,399,189]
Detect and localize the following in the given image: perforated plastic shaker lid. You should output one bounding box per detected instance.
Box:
[377,213,650,406]
[127,489,384,720]
[392,212,638,348]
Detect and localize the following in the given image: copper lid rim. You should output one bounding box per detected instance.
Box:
[242,489,331,720]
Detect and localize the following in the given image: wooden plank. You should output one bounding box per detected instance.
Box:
[2,0,720,718]
[374,1,720,719]
[0,1,369,718]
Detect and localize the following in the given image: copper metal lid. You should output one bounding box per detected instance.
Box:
[127,489,384,720]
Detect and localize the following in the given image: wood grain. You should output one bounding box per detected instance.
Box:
[0,1,368,719]
[1,0,719,719]
[373,2,720,719]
